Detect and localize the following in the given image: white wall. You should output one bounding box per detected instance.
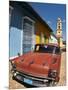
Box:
[49,35,58,44]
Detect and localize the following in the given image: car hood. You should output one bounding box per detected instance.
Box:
[15,52,53,78]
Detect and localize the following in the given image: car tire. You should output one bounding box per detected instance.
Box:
[12,75,15,80]
[47,80,58,86]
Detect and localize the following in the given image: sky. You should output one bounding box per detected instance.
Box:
[29,2,66,41]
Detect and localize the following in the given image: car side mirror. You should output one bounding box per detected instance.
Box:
[18,53,20,57]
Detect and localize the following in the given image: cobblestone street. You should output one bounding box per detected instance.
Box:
[9,52,66,89]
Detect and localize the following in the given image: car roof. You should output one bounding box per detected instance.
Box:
[35,43,60,48]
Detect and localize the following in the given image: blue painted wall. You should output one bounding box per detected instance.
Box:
[9,2,36,57]
[9,3,23,57]
[9,27,21,57]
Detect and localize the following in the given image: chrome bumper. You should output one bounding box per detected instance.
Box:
[12,71,55,87]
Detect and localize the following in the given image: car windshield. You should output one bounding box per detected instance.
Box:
[34,45,60,54]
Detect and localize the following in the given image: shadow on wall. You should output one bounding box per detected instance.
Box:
[10,3,23,30]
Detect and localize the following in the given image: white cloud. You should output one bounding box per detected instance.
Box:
[47,20,52,25]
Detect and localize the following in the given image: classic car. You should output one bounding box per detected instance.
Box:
[10,44,61,87]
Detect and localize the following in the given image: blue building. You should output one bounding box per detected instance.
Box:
[9,1,36,57]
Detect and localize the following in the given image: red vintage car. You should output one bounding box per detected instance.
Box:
[10,44,61,87]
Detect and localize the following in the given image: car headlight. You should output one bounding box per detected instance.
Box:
[10,60,14,65]
[10,60,16,69]
[49,70,57,78]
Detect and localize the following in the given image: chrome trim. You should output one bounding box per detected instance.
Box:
[14,71,55,81]
[13,71,56,87]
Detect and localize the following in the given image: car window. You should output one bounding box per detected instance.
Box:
[34,45,55,53]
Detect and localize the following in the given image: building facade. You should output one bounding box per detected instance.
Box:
[9,1,52,57]
[49,33,58,44]
[35,20,52,44]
